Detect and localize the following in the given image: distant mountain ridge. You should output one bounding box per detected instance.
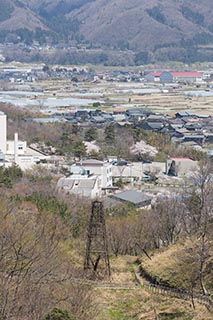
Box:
[0,0,213,63]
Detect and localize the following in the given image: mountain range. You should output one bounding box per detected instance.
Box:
[0,0,213,63]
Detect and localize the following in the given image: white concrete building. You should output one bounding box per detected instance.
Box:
[0,111,7,154]
[5,133,48,170]
[57,173,102,198]
[0,111,50,170]
[58,159,113,198]
[71,159,113,188]
[7,138,27,156]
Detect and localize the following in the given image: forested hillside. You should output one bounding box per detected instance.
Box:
[0,0,213,63]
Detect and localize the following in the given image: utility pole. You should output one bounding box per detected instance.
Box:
[84,200,111,279]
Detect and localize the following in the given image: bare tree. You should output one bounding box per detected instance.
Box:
[152,192,184,246]
[0,196,96,320]
[181,160,213,295]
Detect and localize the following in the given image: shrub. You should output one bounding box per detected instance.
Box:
[44,308,75,320]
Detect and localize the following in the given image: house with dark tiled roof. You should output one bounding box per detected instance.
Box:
[175,111,196,118]
[135,121,164,132]
[125,109,149,121]
[182,133,204,145]
[146,122,165,131]
[146,114,167,122]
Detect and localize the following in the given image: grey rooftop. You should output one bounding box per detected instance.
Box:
[111,190,152,205]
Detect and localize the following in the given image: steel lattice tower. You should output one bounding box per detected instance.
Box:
[84,200,111,279]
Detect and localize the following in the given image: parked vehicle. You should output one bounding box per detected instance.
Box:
[116,160,128,166]
[141,175,158,181]
[141,175,152,181]
[141,159,152,163]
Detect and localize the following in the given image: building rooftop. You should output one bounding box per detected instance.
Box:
[77,159,110,167]
[170,71,202,77]
[170,157,194,161]
[57,175,100,198]
[111,190,152,206]
[147,122,164,130]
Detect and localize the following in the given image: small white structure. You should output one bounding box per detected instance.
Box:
[6,133,48,170]
[0,111,48,170]
[0,111,7,154]
[71,159,113,188]
[7,135,27,156]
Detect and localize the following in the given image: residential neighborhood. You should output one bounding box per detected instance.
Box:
[1,1,213,319]
[1,62,213,205]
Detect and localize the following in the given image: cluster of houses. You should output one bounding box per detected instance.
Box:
[135,110,213,148]
[0,113,154,208]
[1,62,213,84]
[93,70,212,84]
[56,155,198,207]
[0,64,91,83]
[57,158,154,208]
[24,108,213,149]
[0,109,201,207]
[1,65,213,205]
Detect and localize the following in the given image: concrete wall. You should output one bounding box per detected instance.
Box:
[167,158,198,176]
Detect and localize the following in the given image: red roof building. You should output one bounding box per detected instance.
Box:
[160,71,203,83]
[170,71,202,78]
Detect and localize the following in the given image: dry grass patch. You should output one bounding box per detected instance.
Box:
[110,255,136,283]
[91,256,212,320]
